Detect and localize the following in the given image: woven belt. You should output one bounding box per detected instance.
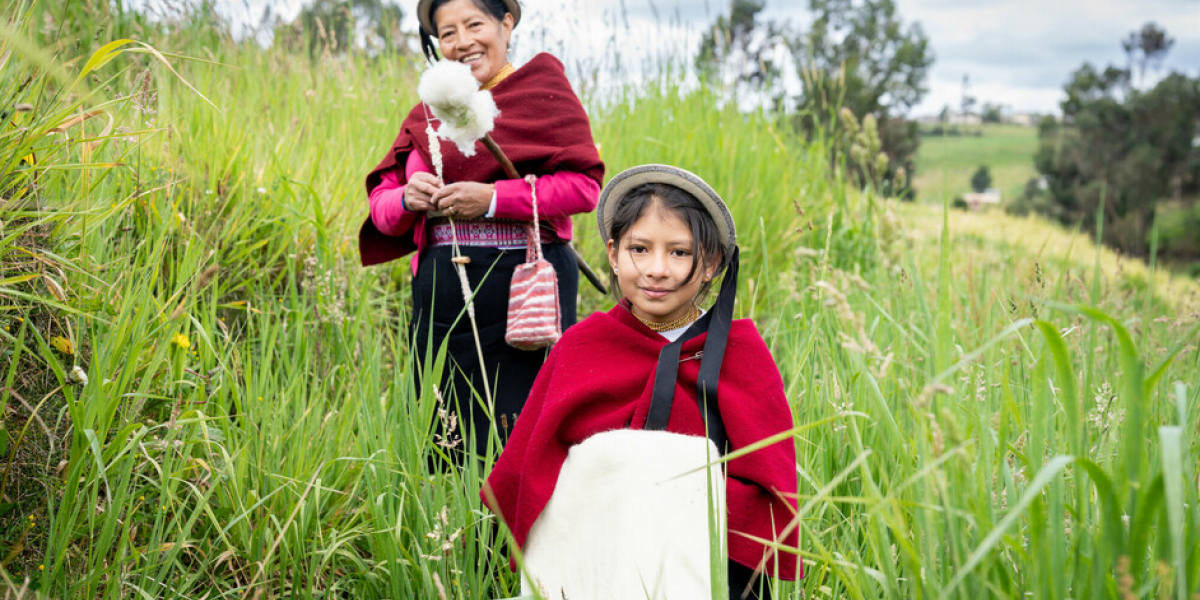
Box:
[428,218,530,247]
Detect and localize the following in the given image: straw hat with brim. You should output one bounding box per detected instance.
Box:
[597,164,737,259]
[418,0,522,36]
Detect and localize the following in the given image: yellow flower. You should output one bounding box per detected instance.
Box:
[170,333,191,349]
[38,565,44,571]
[50,336,75,355]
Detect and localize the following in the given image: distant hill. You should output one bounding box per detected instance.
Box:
[913,124,1039,205]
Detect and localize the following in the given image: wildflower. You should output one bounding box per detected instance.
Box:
[50,336,75,355]
[256,187,266,194]
[39,565,44,571]
[69,365,88,385]
[170,333,191,349]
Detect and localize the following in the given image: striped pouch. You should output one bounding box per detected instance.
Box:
[506,176,561,350]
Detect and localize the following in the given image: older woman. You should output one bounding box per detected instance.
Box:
[360,0,604,461]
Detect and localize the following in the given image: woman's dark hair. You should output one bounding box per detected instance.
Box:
[421,0,511,62]
[607,182,726,301]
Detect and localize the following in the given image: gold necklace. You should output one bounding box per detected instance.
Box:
[480,63,515,91]
[634,305,699,332]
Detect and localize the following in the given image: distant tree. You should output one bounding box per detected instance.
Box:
[282,0,407,57]
[787,0,933,197]
[960,74,976,120]
[790,0,933,118]
[1122,22,1175,85]
[1060,63,1130,121]
[696,0,785,100]
[1035,55,1200,258]
[970,165,992,193]
[981,102,1003,124]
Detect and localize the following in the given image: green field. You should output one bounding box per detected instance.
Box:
[2,4,1199,599]
[914,124,1040,205]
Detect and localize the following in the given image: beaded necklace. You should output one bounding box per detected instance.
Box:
[633,305,700,333]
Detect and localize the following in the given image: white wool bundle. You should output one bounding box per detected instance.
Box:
[417,59,499,157]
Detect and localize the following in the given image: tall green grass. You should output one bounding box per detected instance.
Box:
[1,2,1197,598]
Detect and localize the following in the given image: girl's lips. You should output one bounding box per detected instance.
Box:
[641,287,670,299]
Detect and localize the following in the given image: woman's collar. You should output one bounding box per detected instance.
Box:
[480,62,516,91]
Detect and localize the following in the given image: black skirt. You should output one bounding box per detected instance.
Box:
[411,243,578,460]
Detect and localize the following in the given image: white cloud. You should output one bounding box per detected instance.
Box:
[897,0,1200,114]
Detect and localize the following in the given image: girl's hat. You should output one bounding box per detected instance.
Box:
[597,164,737,257]
[418,0,523,36]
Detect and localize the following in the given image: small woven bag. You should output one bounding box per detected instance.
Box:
[506,175,562,350]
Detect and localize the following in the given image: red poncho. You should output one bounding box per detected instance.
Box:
[483,305,801,580]
[359,53,605,266]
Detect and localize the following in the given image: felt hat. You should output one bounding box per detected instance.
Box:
[597,164,737,259]
[418,0,522,36]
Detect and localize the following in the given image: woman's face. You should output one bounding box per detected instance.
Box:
[434,0,513,84]
[606,201,713,327]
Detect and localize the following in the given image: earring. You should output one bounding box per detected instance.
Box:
[613,266,619,274]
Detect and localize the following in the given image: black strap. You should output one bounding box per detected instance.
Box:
[644,248,740,455]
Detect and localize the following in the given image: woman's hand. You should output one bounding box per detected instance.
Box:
[404,172,442,212]
[432,181,494,220]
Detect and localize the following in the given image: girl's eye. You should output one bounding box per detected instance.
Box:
[627,245,647,254]
[671,249,692,257]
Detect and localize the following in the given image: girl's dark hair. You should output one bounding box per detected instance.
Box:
[607,182,726,300]
[421,0,511,62]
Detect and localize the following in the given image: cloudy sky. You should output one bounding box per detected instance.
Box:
[218,0,1200,116]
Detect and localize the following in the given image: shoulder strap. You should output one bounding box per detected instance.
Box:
[643,248,740,454]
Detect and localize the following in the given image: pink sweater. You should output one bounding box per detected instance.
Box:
[368,151,600,273]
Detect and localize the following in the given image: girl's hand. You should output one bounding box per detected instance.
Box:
[404,172,442,212]
[432,181,494,219]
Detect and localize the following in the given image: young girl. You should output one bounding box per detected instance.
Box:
[483,165,800,600]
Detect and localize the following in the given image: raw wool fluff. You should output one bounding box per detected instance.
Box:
[521,429,727,600]
[416,59,499,157]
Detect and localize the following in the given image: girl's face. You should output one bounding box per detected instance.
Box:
[607,201,714,327]
[434,0,513,84]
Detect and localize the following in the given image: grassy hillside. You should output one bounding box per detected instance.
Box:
[2,4,1198,599]
[914,124,1040,205]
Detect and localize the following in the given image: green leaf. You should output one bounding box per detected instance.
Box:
[1159,427,1187,600]
[75,39,135,83]
[939,455,1075,600]
[1035,321,1082,456]
[1129,474,1165,578]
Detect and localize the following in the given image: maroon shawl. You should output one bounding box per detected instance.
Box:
[483,305,801,580]
[359,53,605,266]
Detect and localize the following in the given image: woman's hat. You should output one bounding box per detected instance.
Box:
[418,0,522,36]
[597,164,737,256]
